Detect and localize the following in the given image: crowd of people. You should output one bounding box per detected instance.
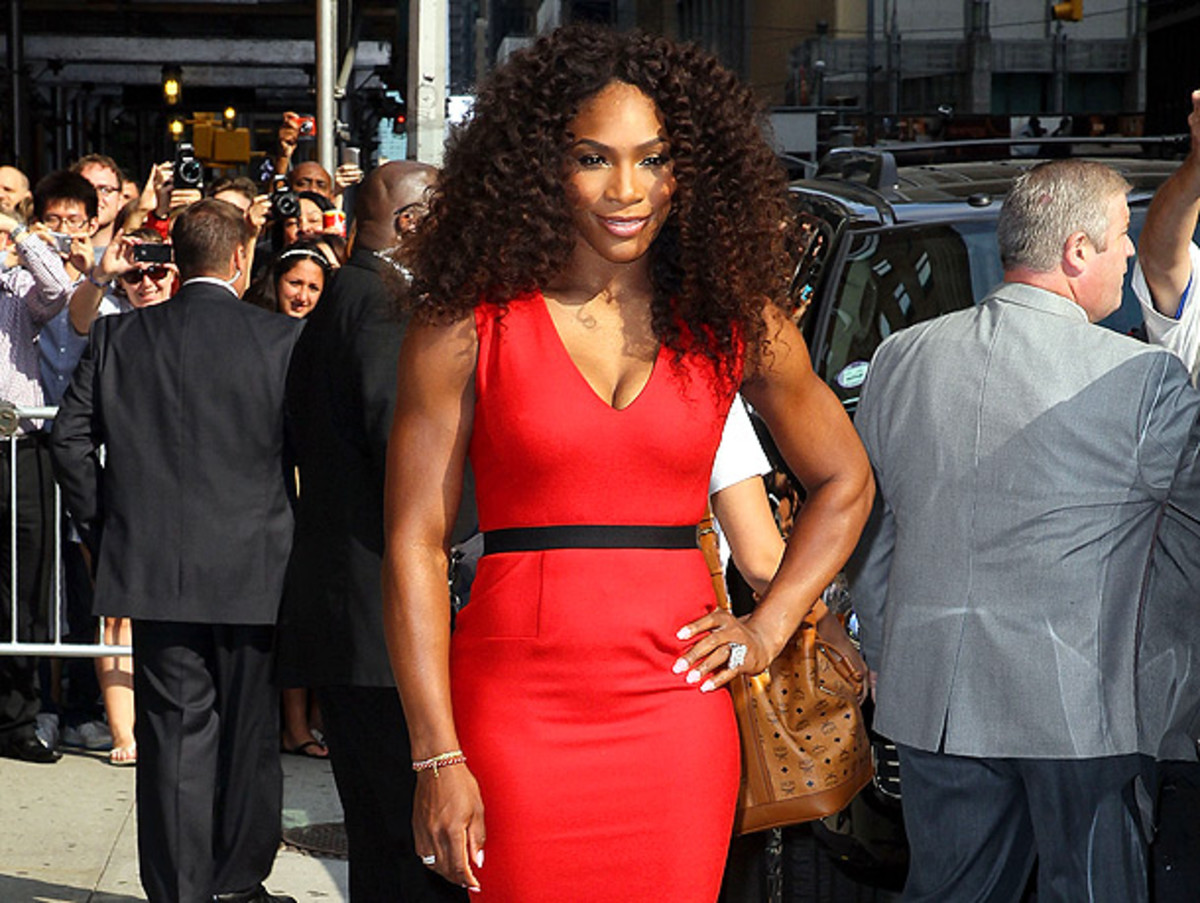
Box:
[0,125,363,766]
[1,20,1200,903]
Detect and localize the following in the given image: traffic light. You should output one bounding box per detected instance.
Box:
[1051,0,1082,22]
[162,65,182,106]
[392,99,408,135]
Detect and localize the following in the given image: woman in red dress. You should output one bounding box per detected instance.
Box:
[383,25,874,901]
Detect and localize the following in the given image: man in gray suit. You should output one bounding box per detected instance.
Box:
[849,159,1200,902]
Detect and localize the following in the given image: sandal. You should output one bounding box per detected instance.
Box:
[109,744,137,767]
[281,738,328,759]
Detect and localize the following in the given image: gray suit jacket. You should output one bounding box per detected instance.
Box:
[849,281,1200,759]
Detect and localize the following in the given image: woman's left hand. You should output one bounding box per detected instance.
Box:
[672,609,777,692]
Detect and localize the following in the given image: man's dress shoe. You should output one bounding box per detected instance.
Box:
[212,886,297,903]
[1,732,62,763]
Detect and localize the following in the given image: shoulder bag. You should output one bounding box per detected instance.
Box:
[698,514,874,834]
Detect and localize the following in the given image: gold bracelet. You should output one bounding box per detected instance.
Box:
[412,749,467,777]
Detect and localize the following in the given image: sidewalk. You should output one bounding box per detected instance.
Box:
[0,746,349,902]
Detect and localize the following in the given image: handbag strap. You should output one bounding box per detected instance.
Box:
[697,511,732,613]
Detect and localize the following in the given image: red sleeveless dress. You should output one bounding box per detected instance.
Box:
[451,292,741,901]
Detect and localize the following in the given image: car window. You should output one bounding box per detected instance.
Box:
[810,209,1171,412]
[817,222,985,411]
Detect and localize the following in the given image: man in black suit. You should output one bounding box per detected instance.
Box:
[50,199,302,903]
[276,161,471,902]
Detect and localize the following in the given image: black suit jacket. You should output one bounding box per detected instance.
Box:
[50,280,303,625]
[276,247,475,687]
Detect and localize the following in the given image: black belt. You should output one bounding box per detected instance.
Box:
[482,524,698,556]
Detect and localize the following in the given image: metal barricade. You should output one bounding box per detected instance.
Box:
[0,401,130,658]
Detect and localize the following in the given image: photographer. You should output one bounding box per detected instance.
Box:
[125,156,205,240]
[0,171,90,764]
[68,228,175,336]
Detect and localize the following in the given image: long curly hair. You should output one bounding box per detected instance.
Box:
[400,25,794,372]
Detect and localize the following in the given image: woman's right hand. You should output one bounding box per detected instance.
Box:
[413,764,486,892]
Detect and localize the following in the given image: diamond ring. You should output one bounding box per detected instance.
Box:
[727,642,748,670]
[420,854,437,867]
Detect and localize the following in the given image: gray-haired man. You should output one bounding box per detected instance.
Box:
[849,160,1200,902]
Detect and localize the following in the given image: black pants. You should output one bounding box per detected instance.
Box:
[133,620,282,903]
[0,435,55,742]
[1151,760,1200,902]
[317,684,466,903]
[897,745,1149,903]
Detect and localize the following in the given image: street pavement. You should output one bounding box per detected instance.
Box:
[0,746,349,902]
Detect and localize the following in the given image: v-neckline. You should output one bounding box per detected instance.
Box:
[537,292,662,413]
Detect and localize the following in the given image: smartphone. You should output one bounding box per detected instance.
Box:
[340,146,360,168]
[133,243,173,264]
[49,232,73,255]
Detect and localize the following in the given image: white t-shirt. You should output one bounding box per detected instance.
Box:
[709,394,773,569]
[1131,242,1200,381]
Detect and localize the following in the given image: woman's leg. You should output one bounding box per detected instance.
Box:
[281,687,326,756]
[97,617,136,755]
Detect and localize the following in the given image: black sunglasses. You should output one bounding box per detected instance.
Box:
[119,265,171,285]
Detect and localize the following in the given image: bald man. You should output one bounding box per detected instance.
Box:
[277,161,469,903]
[0,166,31,216]
[287,161,332,200]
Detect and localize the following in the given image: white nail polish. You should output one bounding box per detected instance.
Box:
[686,669,701,684]
[676,626,692,640]
[672,658,688,674]
[475,849,485,868]
[700,679,715,693]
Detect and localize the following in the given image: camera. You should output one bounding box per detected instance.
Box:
[295,115,316,138]
[174,142,204,191]
[49,232,73,255]
[132,243,173,264]
[270,174,300,219]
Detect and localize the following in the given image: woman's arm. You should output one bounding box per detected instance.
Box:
[679,304,874,689]
[382,314,485,892]
[710,476,782,596]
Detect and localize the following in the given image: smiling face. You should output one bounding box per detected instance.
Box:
[78,163,122,230]
[120,263,176,308]
[561,81,675,273]
[276,258,325,318]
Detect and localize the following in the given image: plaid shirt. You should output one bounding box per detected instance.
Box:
[0,235,74,432]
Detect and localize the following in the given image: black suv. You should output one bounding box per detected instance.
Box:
[789,143,1185,418]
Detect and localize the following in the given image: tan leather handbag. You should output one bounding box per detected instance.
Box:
[698,515,873,834]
